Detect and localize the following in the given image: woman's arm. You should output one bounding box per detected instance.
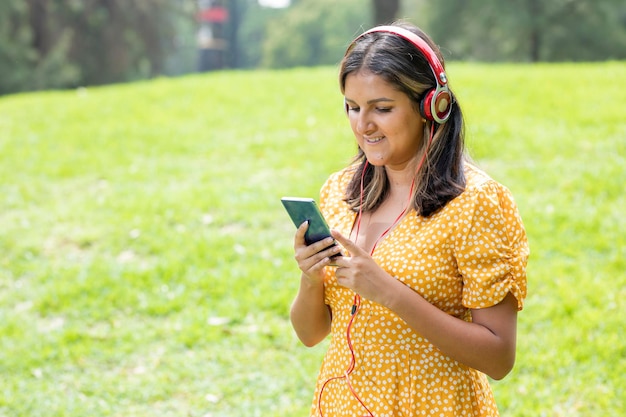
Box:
[289,221,340,347]
[332,230,518,380]
[386,284,518,379]
[290,273,332,347]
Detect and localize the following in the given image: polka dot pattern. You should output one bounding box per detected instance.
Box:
[308,163,529,417]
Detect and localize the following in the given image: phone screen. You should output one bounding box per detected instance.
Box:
[281,197,342,263]
[281,197,333,245]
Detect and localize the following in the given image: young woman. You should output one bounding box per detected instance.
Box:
[289,22,529,417]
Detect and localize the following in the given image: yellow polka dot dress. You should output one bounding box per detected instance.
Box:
[310,163,529,417]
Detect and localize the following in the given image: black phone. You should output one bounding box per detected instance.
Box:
[281,197,341,258]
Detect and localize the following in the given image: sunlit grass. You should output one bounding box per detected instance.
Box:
[0,62,624,416]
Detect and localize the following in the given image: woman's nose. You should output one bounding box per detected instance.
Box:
[355,112,374,135]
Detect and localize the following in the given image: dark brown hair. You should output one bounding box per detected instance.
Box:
[339,22,466,217]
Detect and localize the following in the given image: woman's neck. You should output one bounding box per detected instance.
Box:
[384,164,417,193]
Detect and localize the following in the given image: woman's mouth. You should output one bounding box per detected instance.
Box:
[365,136,385,144]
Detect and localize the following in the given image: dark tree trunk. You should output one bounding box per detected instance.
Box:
[373,0,399,25]
[26,0,47,56]
[528,0,541,62]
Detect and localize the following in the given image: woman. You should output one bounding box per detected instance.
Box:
[290,21,529,417]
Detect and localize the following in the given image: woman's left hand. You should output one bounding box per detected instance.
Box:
[331,230,400,305]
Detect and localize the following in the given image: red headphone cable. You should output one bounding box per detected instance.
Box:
[318,122,435,417]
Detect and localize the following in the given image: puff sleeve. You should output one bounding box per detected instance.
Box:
[454,180,529,310]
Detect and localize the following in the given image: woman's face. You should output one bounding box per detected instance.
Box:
[344,70,425,171]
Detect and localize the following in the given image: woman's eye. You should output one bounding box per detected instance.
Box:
[377,107,392,113]
[348,107,360,112]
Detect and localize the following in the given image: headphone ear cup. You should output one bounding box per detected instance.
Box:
[419,89,435,121]
[420,88,452,123]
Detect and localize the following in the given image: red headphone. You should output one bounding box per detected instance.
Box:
[346,25,452,124]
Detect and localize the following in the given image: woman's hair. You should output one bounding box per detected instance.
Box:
[339,22,466,217]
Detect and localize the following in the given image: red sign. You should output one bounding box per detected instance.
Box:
[198,7,229,23]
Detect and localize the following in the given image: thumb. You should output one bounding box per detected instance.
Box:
[331,229,367,257]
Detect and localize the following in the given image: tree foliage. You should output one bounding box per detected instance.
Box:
[0,0,79,94]
[1,0,625,94]
[232,0,289,68]
[425,0,626,62]
[0,0,189,95]
[260,0,371,68]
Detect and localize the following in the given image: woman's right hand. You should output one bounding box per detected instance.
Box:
[293,221,342,283]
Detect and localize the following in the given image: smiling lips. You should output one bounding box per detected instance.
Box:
[365,136,385,144]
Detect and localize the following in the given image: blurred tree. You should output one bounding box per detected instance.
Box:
[2,0,625,94]
[232,0,289,68]
[164,0,197,76]
[0,0,79,94]
[61,0,177,85]
[426,0,626,62]
[0,0,189,94]
[261,0,371,68]
[373,0,399,25]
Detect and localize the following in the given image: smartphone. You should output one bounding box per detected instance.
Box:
[281,197,341,258]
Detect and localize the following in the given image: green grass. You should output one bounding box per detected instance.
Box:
[0,62,624,416]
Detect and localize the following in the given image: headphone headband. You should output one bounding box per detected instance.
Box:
[358,26,448,87]
[346,25,452,124]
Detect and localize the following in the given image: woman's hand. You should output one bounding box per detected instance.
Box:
[331,229,400,305]
[293,221,342,283]
[290,221,337,346]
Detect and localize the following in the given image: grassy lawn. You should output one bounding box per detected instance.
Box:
[0,62,624,416]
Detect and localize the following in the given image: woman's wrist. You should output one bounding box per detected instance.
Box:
[300,272,325,289]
